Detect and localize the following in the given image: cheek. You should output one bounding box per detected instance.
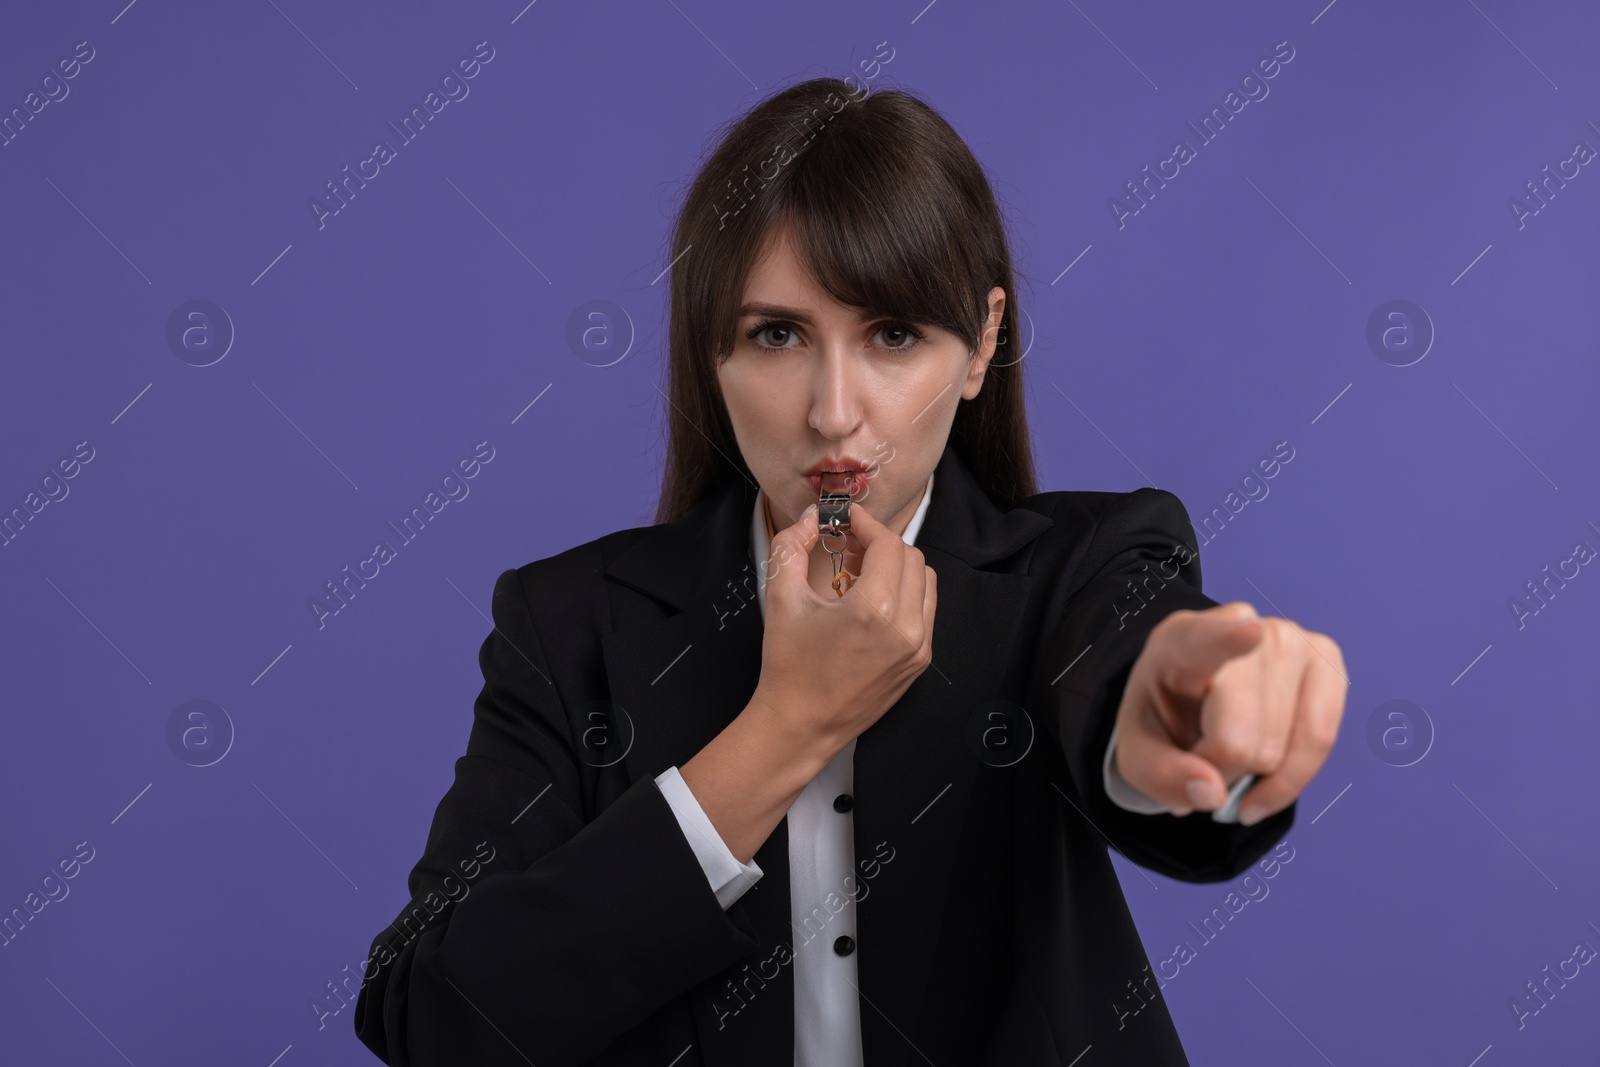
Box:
[717,364,757,426]
[883,359,964,430]
[720,365,798,454]
[871,373,962,479]
[728,365,809,428]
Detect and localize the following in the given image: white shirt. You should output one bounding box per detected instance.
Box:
[653,473,1166,1063]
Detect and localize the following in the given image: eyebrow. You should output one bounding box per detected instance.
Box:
[738,302,885,326]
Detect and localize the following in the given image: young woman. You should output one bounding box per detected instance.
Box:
[354,77,1345,1067]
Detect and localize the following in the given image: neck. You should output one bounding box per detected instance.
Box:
[886,478,929,539]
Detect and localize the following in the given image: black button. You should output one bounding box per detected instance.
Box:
[833,935,855,956]
[833,793,853,813]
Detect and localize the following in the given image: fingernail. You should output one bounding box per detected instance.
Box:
[1169,805,1193,818]
[803,503,817,516]
[1239,804,1267,826]
[1185,779,1221,809]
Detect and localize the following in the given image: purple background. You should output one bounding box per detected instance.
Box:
[3,0,1597,1063]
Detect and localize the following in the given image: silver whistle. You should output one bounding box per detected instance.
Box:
[817,470,853,544]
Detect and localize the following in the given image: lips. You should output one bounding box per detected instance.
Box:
[804,473,870,497]
[803,457,873,497]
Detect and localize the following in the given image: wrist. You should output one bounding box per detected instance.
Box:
[740,687,843,783]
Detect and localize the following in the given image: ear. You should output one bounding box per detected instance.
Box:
[961,287,1008,400]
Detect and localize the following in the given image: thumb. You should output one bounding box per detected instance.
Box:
[1115,702,1233,815]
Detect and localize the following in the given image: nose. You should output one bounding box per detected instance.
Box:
[807,345,864,439]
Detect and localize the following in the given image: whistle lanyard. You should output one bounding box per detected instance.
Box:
[763,490,853,597]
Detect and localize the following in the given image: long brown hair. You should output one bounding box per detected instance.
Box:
[653,76,1037,524]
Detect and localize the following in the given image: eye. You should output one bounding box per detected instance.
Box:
[746,318,799,351]
[875,322,926,351]
[743,318,928,354]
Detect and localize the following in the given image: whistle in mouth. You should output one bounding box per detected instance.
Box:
[817,471,853,543]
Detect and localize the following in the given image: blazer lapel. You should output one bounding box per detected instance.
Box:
[850,448,1052,1066]
[600,446,1054,1066]
[601,471,795,1064]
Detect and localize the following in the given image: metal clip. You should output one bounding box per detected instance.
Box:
[818,472,854,597]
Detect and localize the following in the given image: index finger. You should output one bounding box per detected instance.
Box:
[1151,602,1265,701]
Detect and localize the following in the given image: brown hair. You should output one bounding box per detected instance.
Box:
[652,75,1037,524]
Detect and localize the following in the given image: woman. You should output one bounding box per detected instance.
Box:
[353,77,1345,1066]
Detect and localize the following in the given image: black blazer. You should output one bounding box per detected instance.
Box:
[353,444,1295,1066]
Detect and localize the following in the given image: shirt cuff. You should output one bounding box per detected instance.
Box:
[1102,722,1171,815]
[654,765,764,908]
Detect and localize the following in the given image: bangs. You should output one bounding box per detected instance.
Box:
[657,77,1036,523]
[774,144,987,352]
[693,86,997,366]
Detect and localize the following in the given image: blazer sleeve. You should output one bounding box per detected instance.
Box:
[1039,487,1295,883]
[353,567,762,1066]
